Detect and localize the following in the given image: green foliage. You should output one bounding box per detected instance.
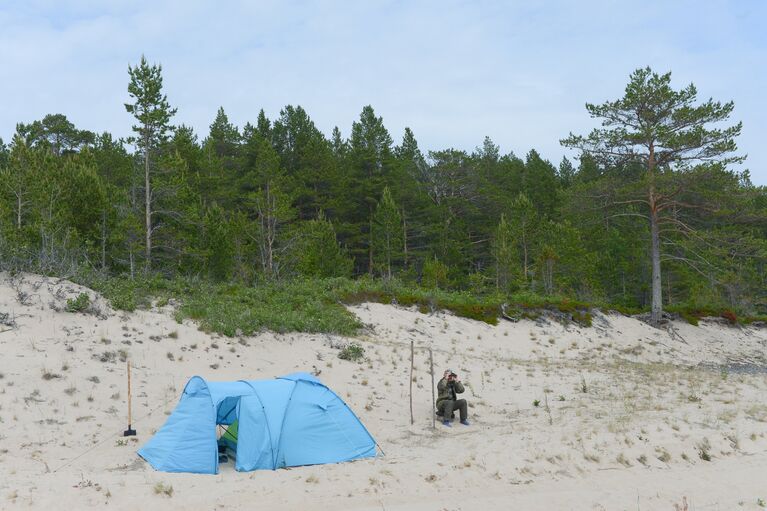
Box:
[66,293,91,313]
[422,256,449,289]
[1,63,764,324]
[202,204,234,281]
[338,343,365,362]
[337,277,502,325]
[562,66,747,325]
[86,275,361,336]
[665,304,763,325]
[491,213,516,291]
[294,212,353,278]
[125,55,177,147]
[373,186,403,278]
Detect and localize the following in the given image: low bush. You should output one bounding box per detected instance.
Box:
[66,293,90,313]
[338,343,365,362]
[77,272,761,337]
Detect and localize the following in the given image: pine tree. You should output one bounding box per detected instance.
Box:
[491,214,516,291]
[348,106,394,274]
[202,107,241,208]
[373,187,403,279]
[1,135,37,230]
[203,204,234,281]
[393,127,431,267]
[562,67,744,325]
[16,113,94,156]
[295,211,352,278]
[523,149,559,218]
[124,55,177,271]
[509,193,538,285]
[558,157,575,188]
[256,109,272,141]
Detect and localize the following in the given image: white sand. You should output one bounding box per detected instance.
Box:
[1,273,766,510]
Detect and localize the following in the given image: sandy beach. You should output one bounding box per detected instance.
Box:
[1,272,766,510]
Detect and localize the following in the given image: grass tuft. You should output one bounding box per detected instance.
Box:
[153,482,173,497]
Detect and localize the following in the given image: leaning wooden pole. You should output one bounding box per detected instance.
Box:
[409,340,414,425]
[429,347,435,429]
[123,360,136,436]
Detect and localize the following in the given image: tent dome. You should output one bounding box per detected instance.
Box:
[138,372,377,473]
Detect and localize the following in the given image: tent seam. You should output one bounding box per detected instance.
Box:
[239,380,278,470]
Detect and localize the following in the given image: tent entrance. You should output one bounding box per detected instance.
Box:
[216,397,242,465]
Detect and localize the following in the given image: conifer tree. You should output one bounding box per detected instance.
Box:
[125,55,177,271]
[349,106,394,274]
[491,214,515,291]
[373,187,403,279]
[562,67,744,325]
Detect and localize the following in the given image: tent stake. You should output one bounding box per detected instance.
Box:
[409,340,414,425]
[123,360,136,436]
[429,347,435,430]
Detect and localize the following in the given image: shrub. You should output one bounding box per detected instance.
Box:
[338,343,365,362]
[571,309,592,327]
[66,293,90,313]
[721,309,737,324]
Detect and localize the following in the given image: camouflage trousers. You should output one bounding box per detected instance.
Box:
[437,399,468,421]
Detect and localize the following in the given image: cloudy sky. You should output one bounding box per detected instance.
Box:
[1,1,765,183]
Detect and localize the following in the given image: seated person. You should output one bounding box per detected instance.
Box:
[436,369,469,426]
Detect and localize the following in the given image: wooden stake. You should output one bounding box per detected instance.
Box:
[429,347,435,429]
[409,340,414,425]
[123,360,136,436]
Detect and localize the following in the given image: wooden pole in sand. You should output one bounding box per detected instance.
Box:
[429,347,435,429]
[409,340,414,425]
[123,360,136,436]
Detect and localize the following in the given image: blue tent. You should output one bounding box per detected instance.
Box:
[138,372,377,473]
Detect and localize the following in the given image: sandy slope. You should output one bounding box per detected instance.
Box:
[1,273,766,510]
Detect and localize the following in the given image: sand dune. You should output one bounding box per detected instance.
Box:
[1,273,766,510]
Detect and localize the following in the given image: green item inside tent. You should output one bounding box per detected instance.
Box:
[219,419,238,450]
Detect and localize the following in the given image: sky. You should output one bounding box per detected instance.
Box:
[1,0,765,183]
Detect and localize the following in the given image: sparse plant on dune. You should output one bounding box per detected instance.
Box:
[153,482,173,497]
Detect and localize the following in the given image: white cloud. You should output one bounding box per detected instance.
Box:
[1,0,764,182]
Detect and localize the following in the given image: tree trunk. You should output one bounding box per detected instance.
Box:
[648,141,663,326]
[650,208,662,326]
[16,195,22,229]
[368,205,374,275]
[402,210,408,268]
[522,225,528,282]
[144,136,151,272]
[101,210,107,271]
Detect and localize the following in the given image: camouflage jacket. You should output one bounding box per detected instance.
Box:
[436,378,465,406]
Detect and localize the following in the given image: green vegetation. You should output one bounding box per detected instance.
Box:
[80,273,608,336]
[1,63,764,325]
[152,482,174,497]
[338,343,365,362]
[665,304,766,326]
[85,275,361,336]
[78,272,767,337]
[65,293,90,313]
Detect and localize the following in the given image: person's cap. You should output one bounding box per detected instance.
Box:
[445,368,453,373]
